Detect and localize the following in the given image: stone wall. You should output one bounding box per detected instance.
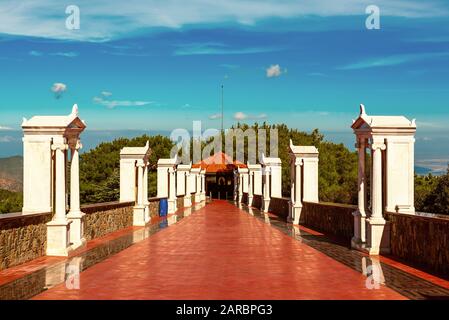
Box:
[268,197,290,219]
[252,194,263,209]
[148,197,161,218]
[387,212,449,276]
[176,196,184,211]
[264,197,355,240]
[302,202,356,241]
[0,212,52,270]
[83,201,134,241]
[241,192,248,205]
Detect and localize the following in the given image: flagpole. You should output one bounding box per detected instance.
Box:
[221,84,224,133]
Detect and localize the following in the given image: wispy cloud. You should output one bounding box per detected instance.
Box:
[93,95,154,109]
[209,113,222,120]
[50,52,79,58]
[0,126,12,130]
[29,50,43,56]
[220,64,240,69]
[29,51,79,58]
[338,52,449,70]
[0,0,447,41]
[0,136,15,142]
[174,42,281,56]
[233,112,267,121]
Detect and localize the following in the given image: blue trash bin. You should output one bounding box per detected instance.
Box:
[159,198,168,217]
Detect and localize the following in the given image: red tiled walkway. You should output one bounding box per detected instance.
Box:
[33,201,406,300]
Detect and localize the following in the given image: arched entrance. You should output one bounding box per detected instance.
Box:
[193,152,246,200]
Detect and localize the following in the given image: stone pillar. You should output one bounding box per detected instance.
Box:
[263,167,271,213]
[157,166,169,198]
[184,172,192,207]
[194,170,201,203]
[248,171,254,206]
[143,162,150,223]
[133,161,146,226]
[46,140,72,256]
[352,138,367,247]
[67,139,86,248]
[201,170,206,202]
[238,173,243,202]
[168,167,177,213]
[366,141,387,255]
[293,160,303,224]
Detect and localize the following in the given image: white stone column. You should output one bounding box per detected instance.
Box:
[67,140,86,248]
[238,174,243,202]
[201,170,206,201]
[143,162,150,223]
[248,171,254,206]
[194,171,201,203]
[352,138,367,247]
[133,161,146,226]
[184,172,192,207]
[263,167,271,213]
[47,140,72,256]
[292,160,303,224]
[366,141,387,255]
[168,167,177,213]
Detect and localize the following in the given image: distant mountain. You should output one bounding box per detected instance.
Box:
[0,156,23,192]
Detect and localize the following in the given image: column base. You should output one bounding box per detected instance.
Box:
[46,219,73,257]
[263,198,270,213]
[194,194,201,203]
[238,194,243,203]
[351,210,366,246]
[291,205,303,225]
[66,210,87,250]
[184,196,192,207]
[361,217,390,255]
[201,193,206,202]
[168,198,177,214]
[248,195,253,207]
[133,206,147,226]
[144,203,151,223]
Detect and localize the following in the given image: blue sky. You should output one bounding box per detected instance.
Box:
[0,0,449,167]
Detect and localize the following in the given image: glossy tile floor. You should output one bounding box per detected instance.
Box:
[31,200,407,300]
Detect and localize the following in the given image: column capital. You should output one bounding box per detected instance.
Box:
[371,143,386,151]
[51,143,68,151]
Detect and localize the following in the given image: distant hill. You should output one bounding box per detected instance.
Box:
[0,156,23,192]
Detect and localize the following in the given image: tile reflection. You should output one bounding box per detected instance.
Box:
[235,201,449,300]
[0,203,203,300]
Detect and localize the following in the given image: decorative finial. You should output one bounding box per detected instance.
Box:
[145,140,149,148]
[21,117,27,126]
[359,104,366,116]
[352,119,355,124]
[71,104,79,116]
[411,119,416,127]
[289,139,293,148]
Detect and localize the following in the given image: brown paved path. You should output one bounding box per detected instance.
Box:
[33,201,406,300]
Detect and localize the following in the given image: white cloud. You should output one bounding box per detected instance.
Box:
[93,95,153,109]
[29,51,79,57]
[266,64,284,78]
[0,136,15,142]
[337,52,449,70]
[101,91,113,97]
[233,112,267,121]
[51,83,67,93]
[29,50,43,56]
[209,113,222,120]
[174,42,281,56]
[1,0,445,41]
[0,126,12,130]
[50,52,79,58]
[51,82,67,99]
